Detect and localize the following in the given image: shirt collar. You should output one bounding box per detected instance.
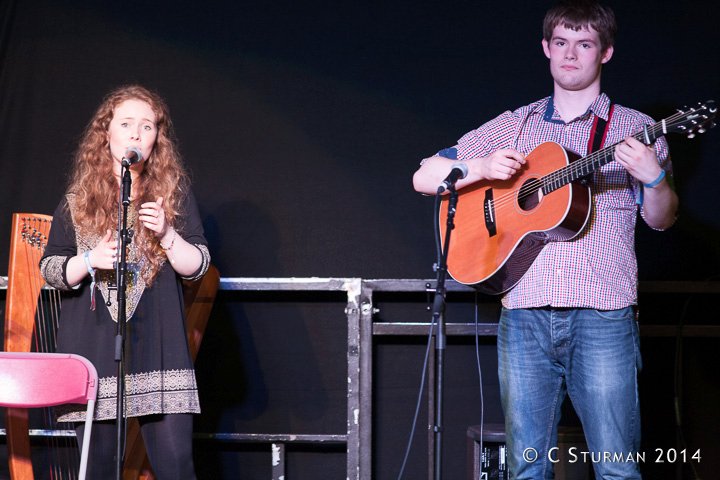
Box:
[539,93,612,124]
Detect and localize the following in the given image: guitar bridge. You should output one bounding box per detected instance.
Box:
[484,188,497,237]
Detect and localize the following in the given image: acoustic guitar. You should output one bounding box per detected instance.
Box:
[439,100,717,294]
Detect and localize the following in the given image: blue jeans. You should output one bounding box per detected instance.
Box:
[497,307,642,479]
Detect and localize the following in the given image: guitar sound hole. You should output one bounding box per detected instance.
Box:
[518,178,541,211]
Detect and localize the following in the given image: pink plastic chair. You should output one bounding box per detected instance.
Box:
[0,351,99,480]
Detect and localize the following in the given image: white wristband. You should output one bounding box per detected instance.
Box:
[83,251,96,276]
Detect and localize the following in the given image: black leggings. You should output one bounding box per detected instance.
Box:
[75,414,196,480]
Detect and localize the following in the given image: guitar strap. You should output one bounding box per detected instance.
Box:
[587,103,614,153]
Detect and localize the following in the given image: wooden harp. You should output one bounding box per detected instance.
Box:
[4,213,56,479]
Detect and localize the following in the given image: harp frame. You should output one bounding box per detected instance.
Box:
[4,213,54,480]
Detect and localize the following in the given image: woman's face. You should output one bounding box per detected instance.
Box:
[107,98,158,176]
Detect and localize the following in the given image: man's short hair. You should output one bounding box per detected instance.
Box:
[543,1,617,51]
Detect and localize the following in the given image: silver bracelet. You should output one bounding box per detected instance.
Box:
[161,229,177,251]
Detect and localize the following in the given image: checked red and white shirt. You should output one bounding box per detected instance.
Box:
[447,93,672,310]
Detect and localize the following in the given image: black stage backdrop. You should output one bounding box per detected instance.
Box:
[1,0,719,478]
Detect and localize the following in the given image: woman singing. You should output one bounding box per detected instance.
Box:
[40,84,210,479]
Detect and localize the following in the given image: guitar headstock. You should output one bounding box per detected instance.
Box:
[670,100,717,138]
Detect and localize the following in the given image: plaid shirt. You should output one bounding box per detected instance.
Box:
[451,93,671,309]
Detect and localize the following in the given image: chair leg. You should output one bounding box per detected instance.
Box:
[78,399,96,480]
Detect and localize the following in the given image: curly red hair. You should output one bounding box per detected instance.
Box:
[68,84,190,284]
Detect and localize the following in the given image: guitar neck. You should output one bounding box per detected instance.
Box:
[541,120,667,194]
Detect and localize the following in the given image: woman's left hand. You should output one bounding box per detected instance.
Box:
[139,197,167,238]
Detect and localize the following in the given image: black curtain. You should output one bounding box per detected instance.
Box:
[1,1,719,478]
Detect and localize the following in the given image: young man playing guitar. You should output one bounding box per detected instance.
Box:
[414,1,678,478]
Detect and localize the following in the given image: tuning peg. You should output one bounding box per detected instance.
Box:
[688,132,696,139]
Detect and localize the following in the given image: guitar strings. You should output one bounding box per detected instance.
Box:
[493,124,653,209]
[484,109,697,213]
[523,107,710,204]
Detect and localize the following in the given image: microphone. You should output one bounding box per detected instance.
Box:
[438,163,468,192]
[122,147,143,166]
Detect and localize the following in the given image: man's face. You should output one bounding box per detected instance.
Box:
[542,24,613,92]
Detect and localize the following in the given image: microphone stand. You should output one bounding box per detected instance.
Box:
[114,161,133,480]
[430,184,460,480]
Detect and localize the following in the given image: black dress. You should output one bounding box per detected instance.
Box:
[40,190,210,421]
